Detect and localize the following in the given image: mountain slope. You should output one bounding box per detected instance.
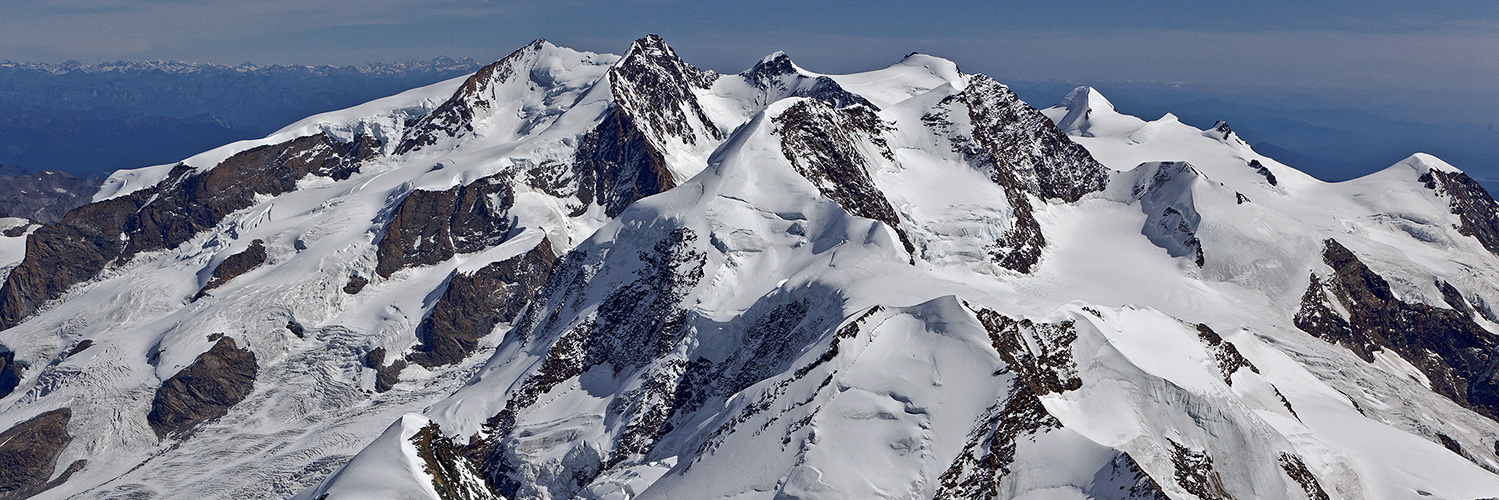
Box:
[1,37,1498,500]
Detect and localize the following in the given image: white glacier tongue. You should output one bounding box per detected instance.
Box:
[2,35,1499,500]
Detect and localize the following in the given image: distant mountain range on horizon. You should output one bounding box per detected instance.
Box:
[0,56,484,181]
[1,55,1494,194]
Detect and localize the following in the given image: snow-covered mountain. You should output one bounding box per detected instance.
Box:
[2,35,1499,500]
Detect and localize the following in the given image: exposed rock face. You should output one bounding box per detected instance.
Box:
[0,193,148,329]
[0,132,378,329]
[0,170,103,224]
[569,108,677,218]
[942,308,1171,500]
[933,308,1090,497]
[343,274,368,295]
[1439,280,1474,318]
[375,171,515,278]
[923,76,1108,272]
[0,408,85,500]
[0,348,22,398]
[476,227,710,498]
[1294,238,1499,420]
[408,240,557,368]
[1278,453,1330,500]
[772,100,915,257]
[935,381,1062,499]
[1248,159,1278,186]
[976,308,1083,395]
[954,76,1108,204]
[121,133,377,260]
[363,347,406,393]
[196,239,266,297]
[147,336,258,438]
[1094,452,1172,500]
[607,35,721,153]
[411,422,496,500]
[1421,168,1499,257]
[1169,440,1234,500]
[1195,324,1259,385]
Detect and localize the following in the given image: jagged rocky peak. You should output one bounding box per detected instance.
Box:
[918,74,1109,272]
[746,51,797,80]
[607,34,723,167]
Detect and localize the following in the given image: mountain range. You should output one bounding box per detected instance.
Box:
[1,35,1498,500]
[0,57,483,179]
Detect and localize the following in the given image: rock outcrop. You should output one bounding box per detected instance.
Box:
[0,408,85,500]
[0,348,22,398]
[1248,159,1278,186]
[408,239,557,368]
[1421,167,1499,257]
[1128,161,1207,267]
[1295,239,1499,420]
[374,171,515,278]
[342,274,368,295]
[147,336,258,438]
[195,239,267,297]
[772,100,915,257]
[743,53,874,110]
[364,347,407,393]
[922,75,1108,272]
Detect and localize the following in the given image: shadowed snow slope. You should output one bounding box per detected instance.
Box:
[2,39,1499,500]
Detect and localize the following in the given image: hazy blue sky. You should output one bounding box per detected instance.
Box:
[4,1,1497,125]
